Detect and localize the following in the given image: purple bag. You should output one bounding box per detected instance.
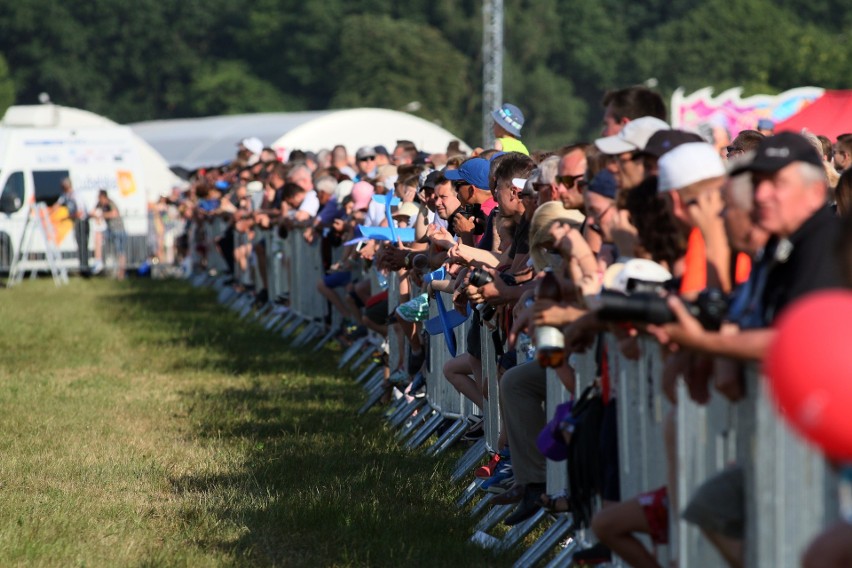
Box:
[536,400,573,461]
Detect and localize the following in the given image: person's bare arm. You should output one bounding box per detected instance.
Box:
[647,297,773,361]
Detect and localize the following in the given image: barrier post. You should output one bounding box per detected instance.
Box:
[746,368,838,567]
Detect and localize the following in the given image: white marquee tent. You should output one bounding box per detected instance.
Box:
[130,108,470,170]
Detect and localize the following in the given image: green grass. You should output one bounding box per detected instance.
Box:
[0,278,514,567]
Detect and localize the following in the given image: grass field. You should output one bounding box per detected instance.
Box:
[0,278,514,567]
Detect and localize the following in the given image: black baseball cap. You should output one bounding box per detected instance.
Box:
[642,130,704,158]
[729,132,823,175]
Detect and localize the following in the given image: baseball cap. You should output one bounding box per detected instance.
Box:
[420,170,443,192]
[757,118,775,131]
[658,142,726,193]
[605,259,672,293]
[356,146,376,160]
[443,157,490,190]
[728,132,823,176]
[334,180,354,205]
[587,170,617,199]
[351,181,375,210]
[374,145,390,157]
[239,137,264,156]
[642,130,705,158]
[595,116,670,155]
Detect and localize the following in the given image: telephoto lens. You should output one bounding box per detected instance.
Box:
[468,267,494,287]
[411,254,429,272]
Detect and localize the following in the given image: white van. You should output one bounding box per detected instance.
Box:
[0,124,150,272]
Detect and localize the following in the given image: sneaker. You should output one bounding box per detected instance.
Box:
[406,371,426,399]
[480,459,514,493]
[572,542,612,565]
[91,259,104,275]
[395,293,430,323]
[484,476,515,495]
[461,419,484,442]
[474,453,502,479]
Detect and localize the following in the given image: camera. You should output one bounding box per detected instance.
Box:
[595,288,729,331]
[468,267,493,287]
[469,267,517,288]
[455,203,485,235]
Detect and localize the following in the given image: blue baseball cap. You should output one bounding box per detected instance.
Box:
[587,169,617,199]
[443,158,490,190]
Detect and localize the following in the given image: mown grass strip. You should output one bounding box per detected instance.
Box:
[0,279,513,567]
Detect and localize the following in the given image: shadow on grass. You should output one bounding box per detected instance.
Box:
[106,279,511,567]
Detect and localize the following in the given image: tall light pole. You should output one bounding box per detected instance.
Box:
[482,0,503,148]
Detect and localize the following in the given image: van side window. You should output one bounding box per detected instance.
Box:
[0,172,25,214]
[33,170,70,206]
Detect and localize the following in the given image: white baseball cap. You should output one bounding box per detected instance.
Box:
[239,137,264,156]
[658,142,726,193]
[595,116,670,155]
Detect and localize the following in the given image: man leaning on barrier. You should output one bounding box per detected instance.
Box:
[647,133,844,567]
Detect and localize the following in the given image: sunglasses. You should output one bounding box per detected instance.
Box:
[555,174,585,190]
[358,156,376,162]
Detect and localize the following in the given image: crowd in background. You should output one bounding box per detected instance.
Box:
[165,86,852,568]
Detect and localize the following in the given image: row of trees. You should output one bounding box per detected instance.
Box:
[0,0,850,150]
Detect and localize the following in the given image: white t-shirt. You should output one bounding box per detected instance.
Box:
[365,200,386,227]
[298,190,320,217]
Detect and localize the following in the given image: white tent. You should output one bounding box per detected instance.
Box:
[1,104,181,200]
[130,108,470,170]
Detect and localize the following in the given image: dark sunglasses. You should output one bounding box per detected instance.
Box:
[555,174,585,190]
[358,156,376,162]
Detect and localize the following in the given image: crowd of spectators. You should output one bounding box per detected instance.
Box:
[169,87,852,567]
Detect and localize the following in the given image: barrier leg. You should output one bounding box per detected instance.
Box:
[338,336,369,368]
[395,406,433,442]
[405,412,445,449]
[357,382,389,416]
[426,417,469,456]
[425,417,468,456]
[474,503,514,531]
[496,508,547,551]
[354,362,380,385]
[513,515,575,568]
[451,438,488,483]
[388,397,427,429]
[542,535,584,568]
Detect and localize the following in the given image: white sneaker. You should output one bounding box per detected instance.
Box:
[92,260,104,274]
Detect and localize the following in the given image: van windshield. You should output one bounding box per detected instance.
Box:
[0,171,25,214]
[33,170,70,206]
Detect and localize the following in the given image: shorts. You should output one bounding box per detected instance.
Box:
[323,271,352,288]
[599,400,620,502]
[109,230,127,253]
[364,291,390,325]
[638,485,669,544]
[682,465,744,539]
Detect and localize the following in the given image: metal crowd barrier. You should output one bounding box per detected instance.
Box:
[193,231,843,567]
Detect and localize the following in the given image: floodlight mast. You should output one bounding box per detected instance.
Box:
[482,0,503,149]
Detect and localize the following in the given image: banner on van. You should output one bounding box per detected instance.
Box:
[117,170,137,197]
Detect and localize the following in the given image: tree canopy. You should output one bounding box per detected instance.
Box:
[0,0,849,151]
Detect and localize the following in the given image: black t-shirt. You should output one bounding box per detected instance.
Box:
[509,216,531,259]
[762,205,843,323]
